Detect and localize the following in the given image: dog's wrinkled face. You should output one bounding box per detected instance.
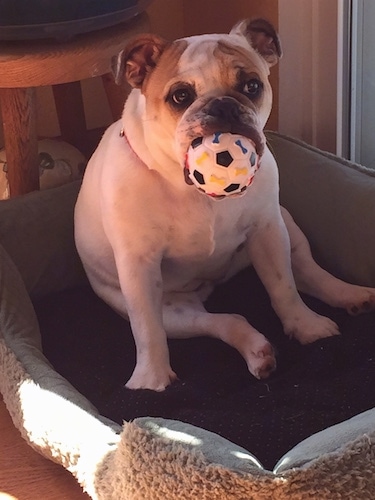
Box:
[173,36,272,161]
[114,19,281,170]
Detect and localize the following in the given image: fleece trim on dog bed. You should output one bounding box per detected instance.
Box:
[0,132,375,499]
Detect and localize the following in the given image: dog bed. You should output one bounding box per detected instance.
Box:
[1,131,375,499]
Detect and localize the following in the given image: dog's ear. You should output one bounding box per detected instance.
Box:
[231,18,282,67]
[112,34,168,87]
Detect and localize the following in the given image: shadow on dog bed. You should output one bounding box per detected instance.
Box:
[1,132,375,499]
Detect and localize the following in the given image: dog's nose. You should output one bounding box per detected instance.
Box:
[208,97,240,122]
[204,96,264,156]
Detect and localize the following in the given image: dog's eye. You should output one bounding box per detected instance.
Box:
[243,79,263,99]
[170,87,196,107]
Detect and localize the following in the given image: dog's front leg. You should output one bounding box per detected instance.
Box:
[247,213,339,344]
[116,256,177,391]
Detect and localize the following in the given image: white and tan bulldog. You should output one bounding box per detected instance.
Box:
[74,19,375,391]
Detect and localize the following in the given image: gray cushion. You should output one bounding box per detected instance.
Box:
[268,131,375,287]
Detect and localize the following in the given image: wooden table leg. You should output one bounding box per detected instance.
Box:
[0,87,39,197]
[53,81,87,151]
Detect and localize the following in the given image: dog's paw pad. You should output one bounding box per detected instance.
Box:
[247,344,276,380]
[255,359,277,380]
[346,294,375,315]
[350,305,360,315]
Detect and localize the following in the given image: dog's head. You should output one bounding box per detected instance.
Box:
[113,19,281,172]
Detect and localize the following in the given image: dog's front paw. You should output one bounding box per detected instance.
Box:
[125,363,178,391]
[284,309,340,345]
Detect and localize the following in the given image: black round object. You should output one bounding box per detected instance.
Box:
[0,0,152,40]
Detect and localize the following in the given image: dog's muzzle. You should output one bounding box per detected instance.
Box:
[203,96,265,156]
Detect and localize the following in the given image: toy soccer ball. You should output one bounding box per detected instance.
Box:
[185,132,260,198]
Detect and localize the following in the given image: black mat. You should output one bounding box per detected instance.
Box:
[34,267,375,470]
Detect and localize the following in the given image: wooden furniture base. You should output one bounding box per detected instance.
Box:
[0,13,147,197]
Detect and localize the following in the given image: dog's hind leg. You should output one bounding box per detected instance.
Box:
[163,293,276,380]
[282,207,375,315]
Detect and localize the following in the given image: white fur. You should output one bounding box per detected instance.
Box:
[75,25,375,391]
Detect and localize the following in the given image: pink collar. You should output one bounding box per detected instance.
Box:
[120,128,140,161]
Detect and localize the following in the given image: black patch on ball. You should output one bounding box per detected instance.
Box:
[216,151,233,167]
[193,170,205,185]
[191,137,204,149]
[224,183,240,193]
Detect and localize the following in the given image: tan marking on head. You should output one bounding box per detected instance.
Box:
[143,40,188,100]
[212,40,272,115]
[137,40,191,161]
[141,39,189,132]
[216,40,270,77]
